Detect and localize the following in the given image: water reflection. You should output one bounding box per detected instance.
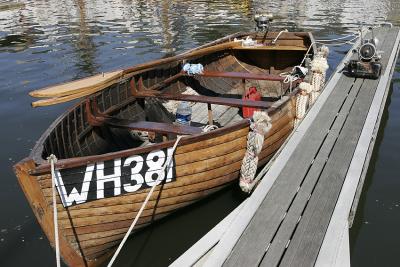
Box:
[0,0,399,266]
[73,0,98,75]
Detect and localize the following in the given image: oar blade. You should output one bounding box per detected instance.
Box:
[29,70,123,98]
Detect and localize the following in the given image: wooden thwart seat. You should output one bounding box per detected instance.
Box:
[130,69,301,97]
[232,45,308,51]
[99,118,201,135]
[85,99,202,135]
[184,70,286,82]
[132,91,273,109]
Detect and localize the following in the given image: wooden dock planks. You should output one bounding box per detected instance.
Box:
[259,77,365,267]
[196,26,400,267]
[278,27,398,267]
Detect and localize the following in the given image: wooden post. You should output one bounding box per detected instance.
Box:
[207,103,213,125]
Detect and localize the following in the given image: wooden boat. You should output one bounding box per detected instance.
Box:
[14,31,316,266]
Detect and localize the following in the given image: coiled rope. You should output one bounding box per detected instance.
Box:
[108,135,183,267]
[48,154,61,267]
[240,111,272,193]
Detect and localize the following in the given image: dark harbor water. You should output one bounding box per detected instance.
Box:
[0,0,399,266]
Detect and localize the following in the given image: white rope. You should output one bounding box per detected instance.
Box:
[234,56,252,73]
[239,111,272,193]
[315,33,358,42]
[48,154,61,267]
[280,72,300,92]
[202,124,219,132]
[108,135,183,267]
[272,29,288,44]
[299,34,359,67]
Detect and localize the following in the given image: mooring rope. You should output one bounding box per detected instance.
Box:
[315,33,359,42]
[48,154,61,267]
[202,124,219,132]
[107,135,183,267]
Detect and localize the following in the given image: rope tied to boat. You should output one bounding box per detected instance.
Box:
[282,72,300,92]
[47,154,61,267]
[108,135,183,267]
[202,124,219,132]
[239,111,272,193]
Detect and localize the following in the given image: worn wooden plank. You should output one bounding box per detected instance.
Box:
[232,45,308,51]
[217,107,240,126]
[222,74,360,266]
[279,27,394,267]
[100,117,202,135]
[259,77,365,267]
[192,70,287,81]
[134,92,274,109]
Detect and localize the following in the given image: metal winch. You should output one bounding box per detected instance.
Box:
[346,27,382,79]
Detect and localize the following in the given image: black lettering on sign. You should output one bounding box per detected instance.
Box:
[54,147,176,207]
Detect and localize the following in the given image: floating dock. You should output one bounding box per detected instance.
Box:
[172,26,400,267]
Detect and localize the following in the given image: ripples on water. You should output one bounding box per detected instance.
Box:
[0,1,399,266]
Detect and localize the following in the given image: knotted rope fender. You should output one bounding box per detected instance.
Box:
[309,47,330,105]
[239,111,272,193]
[295,82,313,126]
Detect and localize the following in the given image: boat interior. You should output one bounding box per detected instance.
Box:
[33,32,312,162]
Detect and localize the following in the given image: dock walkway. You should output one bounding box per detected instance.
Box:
[172,26,400,267]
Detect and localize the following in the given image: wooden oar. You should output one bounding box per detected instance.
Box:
[29,40,242,107]
[29,70,123,98]
[31,79,117,107]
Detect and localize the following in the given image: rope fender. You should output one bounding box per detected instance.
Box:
[239,111,272,193]
[295,82,312,126]
[295,46,329,126]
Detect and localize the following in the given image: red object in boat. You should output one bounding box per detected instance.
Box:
[242,86,261,118]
